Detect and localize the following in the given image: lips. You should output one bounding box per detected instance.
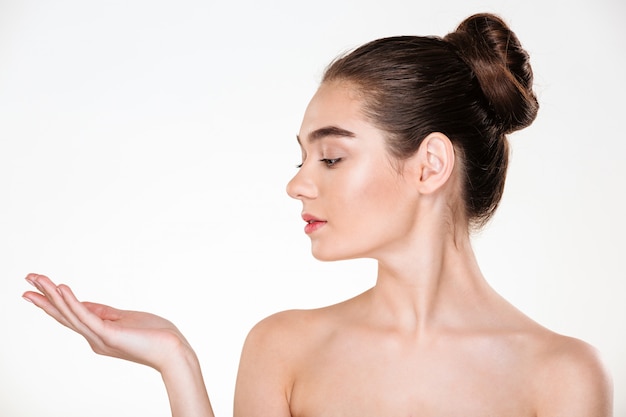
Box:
[302,213,327,234]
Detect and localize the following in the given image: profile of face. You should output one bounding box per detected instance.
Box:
[286,82,423,262]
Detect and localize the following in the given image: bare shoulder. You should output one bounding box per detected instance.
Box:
[532,331,613,417]
[233,307,337,417]
[243,292,361,350]
[242,306,333,353]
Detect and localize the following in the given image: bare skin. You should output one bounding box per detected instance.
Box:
[234,81,612,416]
[23,274,215,417]
[235,270,611,417]
[23,81,612,416]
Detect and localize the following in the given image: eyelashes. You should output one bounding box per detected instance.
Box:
[320,158,341,167]
[295,158,342,169]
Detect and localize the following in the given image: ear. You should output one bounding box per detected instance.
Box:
[414,132,455,194]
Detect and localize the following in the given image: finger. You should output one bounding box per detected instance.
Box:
[58,286,136,358]
[82,302,124,321]
[57,285,110,336]
[29,275,103,344]
[24,274,73,328]
[22,289,73,328]
[26,275,121,322]
[25,272,47,287]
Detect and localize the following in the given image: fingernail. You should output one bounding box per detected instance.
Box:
[26,278,42,291]
[56,286,63,296]
[22,295,33,303]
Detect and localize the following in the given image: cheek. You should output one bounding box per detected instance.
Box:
[336,163,403,217]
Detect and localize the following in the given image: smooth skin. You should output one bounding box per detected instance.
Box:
[23,273,214,417]
[24,81,613,417]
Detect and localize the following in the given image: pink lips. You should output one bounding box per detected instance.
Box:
[302,214,327,234]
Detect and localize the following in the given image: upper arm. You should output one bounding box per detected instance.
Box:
[535,338,613,417]
[233,312,299,417]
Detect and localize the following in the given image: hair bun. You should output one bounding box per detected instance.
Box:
[444,13,539,134]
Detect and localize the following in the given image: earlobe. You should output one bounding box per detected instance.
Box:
[417,132,455,194]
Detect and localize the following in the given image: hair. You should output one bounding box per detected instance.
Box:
[322,13,539,228]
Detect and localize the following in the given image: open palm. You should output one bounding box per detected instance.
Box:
[23,273,189,372]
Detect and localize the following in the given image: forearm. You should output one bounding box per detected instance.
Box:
[161,345,215,417]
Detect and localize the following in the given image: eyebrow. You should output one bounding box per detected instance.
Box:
[297,125,356,145]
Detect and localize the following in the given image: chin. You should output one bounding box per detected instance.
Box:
[310,243,340,262]
[310,242,366,262]
[310,248,338,262]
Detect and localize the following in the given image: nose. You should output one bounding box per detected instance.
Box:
[286,165,318,200]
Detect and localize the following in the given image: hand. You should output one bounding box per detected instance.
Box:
[23,273,215,416]
[22,273,191,372]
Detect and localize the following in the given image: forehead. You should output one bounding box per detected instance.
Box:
[298,82,366,142]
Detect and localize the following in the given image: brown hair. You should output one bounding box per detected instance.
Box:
[322,13,538,228]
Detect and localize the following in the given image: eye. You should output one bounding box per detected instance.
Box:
[295,162,303,168]
[320,158,342,167]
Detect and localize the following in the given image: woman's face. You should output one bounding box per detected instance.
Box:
[287,82,420,262]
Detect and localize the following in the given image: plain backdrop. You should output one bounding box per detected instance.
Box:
[1,0,624,415]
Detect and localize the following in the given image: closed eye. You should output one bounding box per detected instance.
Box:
[320,158,342,167]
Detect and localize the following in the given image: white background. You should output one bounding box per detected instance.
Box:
[1,0,624,415]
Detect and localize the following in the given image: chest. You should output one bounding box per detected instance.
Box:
[288,336,536,417]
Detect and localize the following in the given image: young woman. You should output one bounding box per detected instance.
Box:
[22,13,612,417]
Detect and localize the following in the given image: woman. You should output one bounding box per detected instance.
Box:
[22,13,612,417]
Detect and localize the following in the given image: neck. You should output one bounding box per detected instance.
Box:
[367,219,495,336]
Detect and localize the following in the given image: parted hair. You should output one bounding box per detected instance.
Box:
[323,13,539,228]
